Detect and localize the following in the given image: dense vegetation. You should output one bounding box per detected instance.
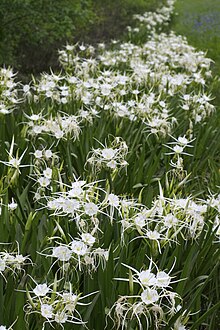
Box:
[0,0,162,74]
[0,0,219,329]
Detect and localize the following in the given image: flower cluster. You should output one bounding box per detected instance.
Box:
[27,113,81,140]
[181,93,215,123]
[21,4,215,146]
[86,137,128,173]
[108,262,185,330]
[0,244,31,280]
[0,136,27,176]
[47,240,109,274]
[25,281,97,327]
[46,180,101,219]
[0,68,21,115]
[132,0,175,33]
[58,43,96,69]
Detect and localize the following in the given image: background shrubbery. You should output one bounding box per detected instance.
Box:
[0,0,162,74]
[0,0,94,73]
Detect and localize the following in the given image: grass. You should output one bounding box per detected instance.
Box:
[172,0,220,75]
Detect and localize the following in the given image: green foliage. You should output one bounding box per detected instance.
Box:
[0,0,95,72]
[88,0,163,41]
[0,0,163,74]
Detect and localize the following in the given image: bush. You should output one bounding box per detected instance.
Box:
[0,0,162,74]
[0,0,95,73]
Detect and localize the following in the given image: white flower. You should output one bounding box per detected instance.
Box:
[156,271,171,287]
[41,303,53,319]
[33,283,50,297]
[68,186,83,197]
[139,270,156,287]
[134,214,146,228]
[81,233,96,246]
[68,181,85,197]
[106,160,117,169]
[0,326,8,330]
[107,194,120,207]
[34,150,43,159]
[71,240,88,256]
[174,318,187,330]
[84,202,99,216]
[32,125,43,134]
[0,259,6,272]
[46,91,53,98]
[47,199,60,210]
[101,148,117,160]
[43,168,53,179]
[173,145,184,154]
[55,312,68,324]
[66,44,74,51]
[79,44,86,51]
[8,200,18,211]
[141,288,159,305]
[178,136,189,146]
[84,255,94,266]
[44,149,53,159]
[55,130,64,139]
[101,83,112,96]
[62,292,78,312]
[9,158,20,168]
[62,199,80,214]
[146,230,160,240]
[62,292,78,303]
[0,107,10,115]
[163,214,178,228]
[61,97,67,104]
[13,254,26,269]
[29,114,40,121]
[38,177,51,187]
[52,246,72,261]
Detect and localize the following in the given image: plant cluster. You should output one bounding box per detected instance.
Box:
[0,0,219,329]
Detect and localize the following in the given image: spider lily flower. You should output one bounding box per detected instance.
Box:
[0,244,32,280]
[52,246,72,262]
[44,237,108,274]
[174,317,188,330]
[86,136,128,174]
[27,114,81,140]
[141,287,159,305]
[164,144,193,156]
[7,199,18,211]
[164,135,195,157]
[1,150,28,172]
[33,283,50,297]
[0,136,28,174]
[111,262,183,329]
[167,135,195,147]
[25,279,98,327]
[0,67,21,115]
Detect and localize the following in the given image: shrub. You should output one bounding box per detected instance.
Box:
[0,0,95,73]
[0,0,163,74]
